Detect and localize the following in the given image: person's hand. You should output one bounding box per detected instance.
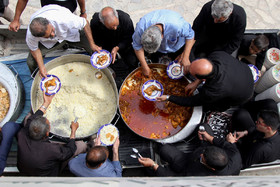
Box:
[9,20,21,32]
[92,44,102,53]
[142,66,152,77]
[111,46,119,64]
[185,82,197,96]
[198,130,214,143]
[70,121,79,131]
[236,130,248,140]
[226,132,237,143]
[176,53,191,74]
[138,157,154,167]
[43,91,55,105]
[94,135,101,146]
[39,66,48,78]
[156,95,168,102]
[80,13,87,19]
[112,137,120,152]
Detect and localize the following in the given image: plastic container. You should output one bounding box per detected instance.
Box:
[255,64,280,93]
[264,48,280,69]
[255,83,280,102]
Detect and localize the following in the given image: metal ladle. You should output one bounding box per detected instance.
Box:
[132,148,142,158]
[95,69,102,79]
[73,105,87,122]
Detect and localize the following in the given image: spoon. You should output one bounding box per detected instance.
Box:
[132,148,142,158]
[130,154,137,159]
[73,105,87,122]
[95,69,102,79]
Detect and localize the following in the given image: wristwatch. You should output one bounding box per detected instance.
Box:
[166,95,170,101]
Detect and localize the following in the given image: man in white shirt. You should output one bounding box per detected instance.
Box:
[26,4,101,78]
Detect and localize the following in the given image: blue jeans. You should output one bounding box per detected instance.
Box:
[0,122,21,175]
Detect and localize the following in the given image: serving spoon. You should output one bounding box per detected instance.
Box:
[73,105,87,123]
[132,148,142,158]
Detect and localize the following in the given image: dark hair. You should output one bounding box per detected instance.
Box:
[86,146,109,168]
[253,35,269,51]
[204,146,228,170]
[29,17,50,37]
[257,110,280,131]
[0,128,3,145]
[29,116,49,140]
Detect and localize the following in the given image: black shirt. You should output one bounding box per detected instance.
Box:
[239,131,280,169]
[90,10,134,53]
[192,0,246,55]
[17,110,76,176]
[238,34,266,70]
[156,137,242,176]
[169,51,254,111]
[41,0,77,13]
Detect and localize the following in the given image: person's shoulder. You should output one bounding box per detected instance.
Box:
[232,3,246,16]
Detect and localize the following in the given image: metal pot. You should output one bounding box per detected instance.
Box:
[30,54,119,139]
[118,64,202,143]
[0,63,24,127]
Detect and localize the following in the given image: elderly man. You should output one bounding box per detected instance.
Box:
[158,51,254,112]
[192,0,246,59]
[132,9,195,77]
[138,124,242,176]
[90,7,138,72]
[68,136,122,177]
[9,0,87,32]
[232,102,280,169]
[25,4,101,78]
[17,93,86,176]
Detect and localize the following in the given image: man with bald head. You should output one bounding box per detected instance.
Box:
[90,7,138,73]
[68,136,122,177]
[158,51,254,112]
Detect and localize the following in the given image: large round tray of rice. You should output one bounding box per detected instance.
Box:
[31,54,118,139]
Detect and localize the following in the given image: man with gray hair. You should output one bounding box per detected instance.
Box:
[17,93,87,176]
[132,9,195,77]
[192,0,246,59]
[90,7,138,75]
[26,4,101,78]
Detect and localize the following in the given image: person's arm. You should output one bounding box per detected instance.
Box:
[8,0,28,32]
[39,92,55,114]
[138,157,159,171]
[69,121,79,139]
[223,8,247,54]
[178,38,195,71]
[157,93,203,107]
[77,0,87,18]
[111,138,122,177]
[134,48,151,77]
[83,20,102,53]
[30,49,47,78]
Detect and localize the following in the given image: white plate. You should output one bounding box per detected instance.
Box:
[97,124,119,146]
[142,80,164,101]
[90,50,112,69]
[166,61,184,79]
[40,74,61,95]
[248,64,260,83]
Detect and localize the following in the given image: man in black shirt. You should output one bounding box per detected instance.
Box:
[232,107,280,169]
[191,0,246,59]
[138,124,242,176]
[17,93,86,176]
[90,7,138,73]
[157,51,254,112]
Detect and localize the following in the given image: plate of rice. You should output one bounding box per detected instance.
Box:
[97,124,119,146]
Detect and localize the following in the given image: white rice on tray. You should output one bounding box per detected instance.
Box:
[35,62,117,138]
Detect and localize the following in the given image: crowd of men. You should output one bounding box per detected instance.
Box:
[1,0,280,177]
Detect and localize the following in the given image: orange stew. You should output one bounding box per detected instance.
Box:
[119,66,193,139]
